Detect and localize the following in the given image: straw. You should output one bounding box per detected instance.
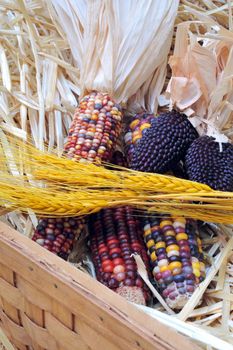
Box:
[0,1,233,348]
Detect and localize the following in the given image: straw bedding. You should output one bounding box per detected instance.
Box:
[0,1,233,349]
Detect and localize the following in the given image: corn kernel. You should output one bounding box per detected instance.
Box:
[166,244,179,252]
[150,251,157,261]
[167,250,179,258]
[172,267,182,275]
[173,217,186,224]
[193,269,201,278]
[191,257,199,263]
[152,266,160,276]
[160,220,173,228]
[155,242,166,249]
[192,262,200,270]
[91,115,98,121]
[146,239,155,249]
[151,225,160,231]
[164,230,176,236]
[132,135,141,143]
[160,265,169,272]
[169,261,182,270]
[176,233,188,241]
[140,123,151,131]
[144,228,151,236]
[130,119,140,129]
[158,259,168,267]
[132,130,140,137]
[173,221,185,229]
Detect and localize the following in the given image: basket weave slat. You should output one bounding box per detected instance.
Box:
[0,264,21,324]
[0,278,24,310]
[0,222,202,350]
[23,298,45,350]
[45,312,89,350]
[0,263,28,350]
[22,312,57,349]
[0,309,31,346]
[17,277,52,311]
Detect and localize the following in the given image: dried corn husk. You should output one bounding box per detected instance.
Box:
[166,12,233,143]
[50,0,179,111]
[0,329,14,350]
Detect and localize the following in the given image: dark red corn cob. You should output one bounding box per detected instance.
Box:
[143,215,205,309]
[89,206,151,305]
[32,217,85,260]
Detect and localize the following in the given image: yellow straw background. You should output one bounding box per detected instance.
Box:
[0,132,232,224]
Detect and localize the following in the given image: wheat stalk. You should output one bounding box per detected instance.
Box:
[0,134,232,224]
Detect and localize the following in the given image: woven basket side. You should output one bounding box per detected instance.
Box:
[0,263,29,350]
[0,222,202,350]
[0,262,92,350]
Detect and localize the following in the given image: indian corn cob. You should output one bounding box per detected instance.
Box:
[124,112,155,165]
[32,91,123,259]
[124,112,187,179]
[143,215,205,309]
[185,136,233,192]
[64,91,122,163]
[32,218,85,260]
[89,206,151,305]
[131,110,198,174]
[123,112,206,309]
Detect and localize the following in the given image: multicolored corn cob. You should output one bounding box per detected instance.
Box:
[143,215,205,309]
[124,112,155,164]
[32,91,123,259]
[89,206,151,305]
[32,217,85,260]
[64,91,122,163]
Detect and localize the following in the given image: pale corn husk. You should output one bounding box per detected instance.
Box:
[166,7,233,143]
[50,0,179,111]
[135,304,233,350]
[0,329,14,350]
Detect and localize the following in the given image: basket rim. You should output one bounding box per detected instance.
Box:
[0,221,201,350]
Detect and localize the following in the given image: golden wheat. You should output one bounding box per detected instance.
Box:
[0,134,232,223]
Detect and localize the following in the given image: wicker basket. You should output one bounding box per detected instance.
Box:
[0,221,203,350]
